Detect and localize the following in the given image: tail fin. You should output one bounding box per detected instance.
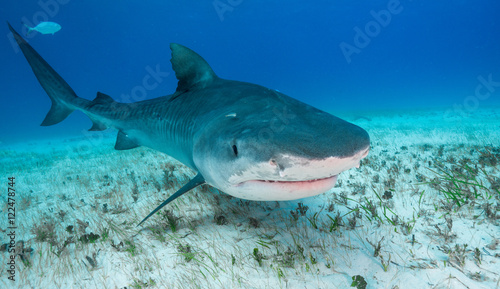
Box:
[8,22,77,126]
[22,22,34,36]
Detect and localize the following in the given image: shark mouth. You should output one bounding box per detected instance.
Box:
[231,174,339,201]
[237,175,338,186]
[225,147,369,201]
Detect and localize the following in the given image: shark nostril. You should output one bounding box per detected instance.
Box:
[270,159,287,177]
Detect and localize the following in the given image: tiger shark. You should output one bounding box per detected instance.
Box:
[8,22,370,226]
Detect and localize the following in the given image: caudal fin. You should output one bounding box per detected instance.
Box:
[22,22,34,36]
[8,22,78,126]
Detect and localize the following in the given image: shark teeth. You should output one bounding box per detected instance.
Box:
[253,175,338,184]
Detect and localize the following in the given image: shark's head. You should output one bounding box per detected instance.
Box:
[193,84,370,201]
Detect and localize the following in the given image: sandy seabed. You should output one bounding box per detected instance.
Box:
[0,106,499,289]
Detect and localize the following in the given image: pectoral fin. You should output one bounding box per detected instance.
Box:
[137,173,205,226]
[115,131,139,150]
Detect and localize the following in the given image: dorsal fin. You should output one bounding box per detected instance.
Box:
[170,43,217,96]
[87,92,115,131]
[92,92,115,105]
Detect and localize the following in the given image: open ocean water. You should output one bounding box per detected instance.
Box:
[1,1,500,288]
[1,1,499,143]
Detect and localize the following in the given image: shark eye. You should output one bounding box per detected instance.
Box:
[232,144,238,157]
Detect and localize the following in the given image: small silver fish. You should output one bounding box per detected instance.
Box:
[24,21,61,35]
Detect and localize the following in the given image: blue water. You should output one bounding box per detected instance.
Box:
[1,0,499,143]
